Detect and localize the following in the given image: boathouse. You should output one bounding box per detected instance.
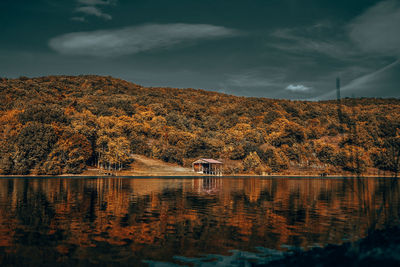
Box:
[192,159,223,175]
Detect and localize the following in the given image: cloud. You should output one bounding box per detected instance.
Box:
[315,60,400,100]
[341,60,399,91]
[349,0,400,56]
[269,24,357,59]
[49,24,239,57]
[312,1,400,100]
[224,72,283,88]
[71,17,86,22]
[76,6,112,20]
[219,71,314,98]
[74,0,115,21]
[272,1,400,58]
[286,84,311,92]
[77,0,115,5]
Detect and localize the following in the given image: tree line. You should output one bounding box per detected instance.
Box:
[0,75,399,176]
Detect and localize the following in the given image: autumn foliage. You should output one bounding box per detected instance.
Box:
[0,75,399,175]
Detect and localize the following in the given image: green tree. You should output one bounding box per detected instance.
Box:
[12,122,57,174]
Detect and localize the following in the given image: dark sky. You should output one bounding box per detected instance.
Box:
[1,0,399,99]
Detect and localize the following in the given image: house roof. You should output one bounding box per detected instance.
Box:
[193,158,223,164]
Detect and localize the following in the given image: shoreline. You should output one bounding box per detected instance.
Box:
[0,174,397,178]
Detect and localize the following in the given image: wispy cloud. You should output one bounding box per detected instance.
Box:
[221,71,315,98]
[341,60,400,92]
[223,72,284,88]
[316,60,400,99]
[286,84,311,92]
[49,24,239,57]
[73,0,115,21]
[349,0,400,56]
[77,0,115,5]
[219,67,285,89]
[269,23,357,60]
[313,1,400,100]
[271,2,400,100]
[71,17,86,22]
[76,6,112,20]
[271,1,400,59]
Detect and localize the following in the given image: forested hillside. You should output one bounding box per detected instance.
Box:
[0,75,399,176]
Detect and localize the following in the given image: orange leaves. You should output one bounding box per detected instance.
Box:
[224,123,264,144]
[0,110,23,137]
[1,75,400,175]
[243,152,263,173]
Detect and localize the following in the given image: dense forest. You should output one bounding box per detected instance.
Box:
[0,75,399,176]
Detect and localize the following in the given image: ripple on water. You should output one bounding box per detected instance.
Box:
[0,177,398,265]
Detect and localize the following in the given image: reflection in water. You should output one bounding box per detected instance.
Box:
[0,177,399,266]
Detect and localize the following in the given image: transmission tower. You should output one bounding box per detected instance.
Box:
[336,77,341,101]
[336,77,343,126]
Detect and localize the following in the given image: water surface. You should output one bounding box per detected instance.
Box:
[0,177,399,266]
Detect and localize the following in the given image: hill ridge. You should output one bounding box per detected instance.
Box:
[0,75,399,176]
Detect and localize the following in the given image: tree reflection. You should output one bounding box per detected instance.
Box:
[0,177,399,265]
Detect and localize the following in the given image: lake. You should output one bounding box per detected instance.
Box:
[0,177,399,266]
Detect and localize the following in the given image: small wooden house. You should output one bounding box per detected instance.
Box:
[192,159,223,175]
